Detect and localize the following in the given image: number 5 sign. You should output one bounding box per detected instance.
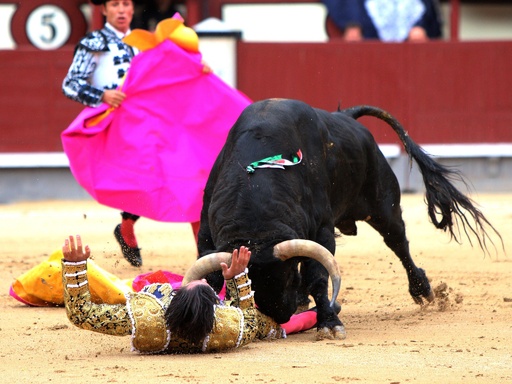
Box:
[4,0,87,49]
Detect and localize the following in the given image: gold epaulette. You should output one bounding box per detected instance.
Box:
[126,291,170,353]
[205,306,243,351]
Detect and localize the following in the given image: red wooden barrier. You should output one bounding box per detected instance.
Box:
[0,48,83,152]
[236,40,512,144]
[0,41,511,152]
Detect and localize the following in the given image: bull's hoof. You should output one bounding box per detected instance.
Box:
[412,290,435,306]
[316,325,346,341]
[409,268,433,305]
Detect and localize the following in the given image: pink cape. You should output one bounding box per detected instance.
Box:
[132,270,227,300]
[62,40,251,222]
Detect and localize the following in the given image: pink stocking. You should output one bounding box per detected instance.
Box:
[281,310,317,335]
[120,218,138,248]
[191,221,200,243]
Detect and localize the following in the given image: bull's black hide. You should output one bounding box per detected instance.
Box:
[196,98,500,337]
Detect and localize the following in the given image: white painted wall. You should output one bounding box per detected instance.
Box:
[0,3,511,46]
[0,4,16,49]
[222,3,328,42]
[221,2,512,42]
[456,4,512,41]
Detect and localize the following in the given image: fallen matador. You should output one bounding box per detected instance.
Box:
[15,235,317,354]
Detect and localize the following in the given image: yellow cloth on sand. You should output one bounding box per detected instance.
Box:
[11,249,133,306]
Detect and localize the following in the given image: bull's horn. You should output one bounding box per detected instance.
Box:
[273,239,341,308]
[182,252,232,285]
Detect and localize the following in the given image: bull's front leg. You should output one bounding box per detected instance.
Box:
[301,259,346,340]
[312,291,346,340]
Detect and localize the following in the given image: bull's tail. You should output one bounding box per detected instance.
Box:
[340,105,503,255]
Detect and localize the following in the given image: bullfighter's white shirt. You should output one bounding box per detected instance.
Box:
[90,23,134,91]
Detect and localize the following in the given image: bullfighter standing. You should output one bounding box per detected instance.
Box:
[62,0,219,268]
[62,0,147,267]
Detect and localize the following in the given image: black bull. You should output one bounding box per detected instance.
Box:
[191,98,500,337]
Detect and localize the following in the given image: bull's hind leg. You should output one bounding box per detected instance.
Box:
[369,211,434,305]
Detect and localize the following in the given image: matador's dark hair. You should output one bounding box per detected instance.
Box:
[165,283,219,345]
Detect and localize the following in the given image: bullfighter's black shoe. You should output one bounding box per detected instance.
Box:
[114,224,142,267]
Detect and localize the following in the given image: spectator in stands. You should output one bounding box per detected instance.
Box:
[323,0,443,42]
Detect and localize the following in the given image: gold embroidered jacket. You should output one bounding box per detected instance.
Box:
[62,260,285,354]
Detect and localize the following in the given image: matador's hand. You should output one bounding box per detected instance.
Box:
[62,235,91,262]
[201,60,212,74]
[221,246,251,280]
[102,89,126,108]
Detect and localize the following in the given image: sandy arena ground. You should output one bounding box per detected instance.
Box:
[1,193,511,384]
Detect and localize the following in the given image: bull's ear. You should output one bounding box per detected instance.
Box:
[337,100,342,112]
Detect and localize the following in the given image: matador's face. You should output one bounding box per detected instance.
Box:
[102,0,134,34]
